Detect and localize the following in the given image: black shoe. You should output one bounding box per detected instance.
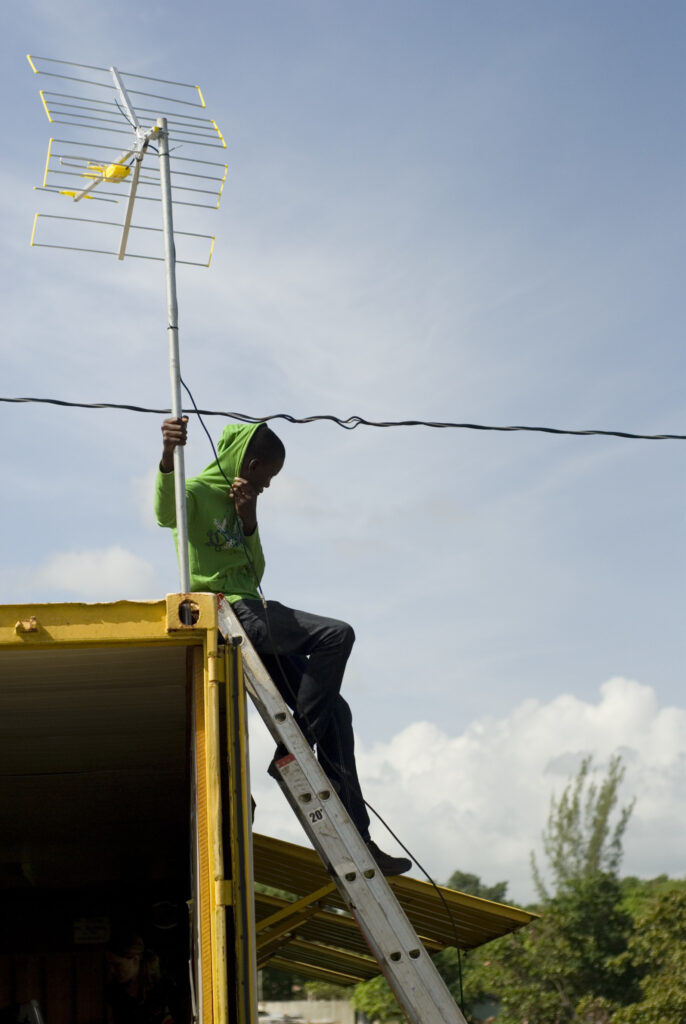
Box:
[366,840,412,876]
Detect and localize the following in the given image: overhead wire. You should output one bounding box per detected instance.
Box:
[1,395,683,441]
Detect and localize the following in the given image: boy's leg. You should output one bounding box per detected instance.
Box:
[233,599,411,874]
[231,600,355,745]
[317,695,371,840]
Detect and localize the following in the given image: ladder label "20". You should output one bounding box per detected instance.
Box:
[308,808,323,823]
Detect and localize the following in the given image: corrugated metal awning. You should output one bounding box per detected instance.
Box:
[252,833,536,983]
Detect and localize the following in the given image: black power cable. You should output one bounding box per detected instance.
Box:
[1,395,684,441]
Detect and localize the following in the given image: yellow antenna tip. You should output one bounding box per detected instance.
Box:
[39,90,53,123]
[211,120,226,148]
[27,55,38,73]
[30,212,40,247]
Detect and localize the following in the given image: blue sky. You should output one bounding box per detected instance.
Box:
[2,1,684,901]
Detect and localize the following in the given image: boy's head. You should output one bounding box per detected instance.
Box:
[240,424,285,493]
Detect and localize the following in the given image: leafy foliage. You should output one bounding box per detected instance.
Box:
[619,872,686,918]
[351,973,401,1022]
[470,872,638,1023]
[531,754,635,900]
[302,979,353,1000]
[261,966,308,1000]
[445,869,509,904]
[462,755,640,1023]
[611,886,686,1024]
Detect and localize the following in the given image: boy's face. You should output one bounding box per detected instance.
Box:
[240,455,284,494]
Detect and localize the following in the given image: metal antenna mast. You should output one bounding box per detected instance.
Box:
[27,54,228,591]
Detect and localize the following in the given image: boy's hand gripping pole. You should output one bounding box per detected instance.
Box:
[158,117,190,592]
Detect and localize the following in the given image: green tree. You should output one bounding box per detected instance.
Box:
[351,973,401,1022]
[467,755,639,1023]
[261,966,309,1000]
[619,872,686,919]
[611,886,686,1024]
[531,754,635,900]
[303,979,353,1000]
[489,873,637,1023]
[446,870,508,904]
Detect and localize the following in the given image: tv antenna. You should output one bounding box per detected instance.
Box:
[27,54,228,592]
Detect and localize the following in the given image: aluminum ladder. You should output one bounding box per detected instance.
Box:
[217,597,466,1024]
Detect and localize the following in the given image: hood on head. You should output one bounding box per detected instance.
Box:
[193,421,263,489]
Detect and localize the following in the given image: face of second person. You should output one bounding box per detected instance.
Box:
[241,456,284,494]
[106,950,140,984]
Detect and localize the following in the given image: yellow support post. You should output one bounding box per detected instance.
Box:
[206,627,230,1024]
[225,643,259,1024]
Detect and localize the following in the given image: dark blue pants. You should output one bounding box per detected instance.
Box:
[232,599,371,840]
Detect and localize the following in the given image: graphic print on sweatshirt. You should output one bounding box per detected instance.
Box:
[206,515,243,552]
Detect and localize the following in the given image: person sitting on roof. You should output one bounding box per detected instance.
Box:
[154,416,411,876]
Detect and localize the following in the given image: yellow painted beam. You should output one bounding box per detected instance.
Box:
[0,594,222,649]
[255,890,362,936]
[0,599,174,647]
[256,883,337,934]
[225,644,259,1022]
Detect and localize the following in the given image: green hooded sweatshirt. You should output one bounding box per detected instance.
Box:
[154,422,266,602]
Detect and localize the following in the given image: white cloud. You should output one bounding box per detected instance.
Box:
[249,677,686,905]
[31,546,159,600]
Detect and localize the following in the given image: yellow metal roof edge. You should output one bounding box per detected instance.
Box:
[253,832,537,930]
[257,889,522,958]
[0,593,221,649]
[388,874,540,925]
